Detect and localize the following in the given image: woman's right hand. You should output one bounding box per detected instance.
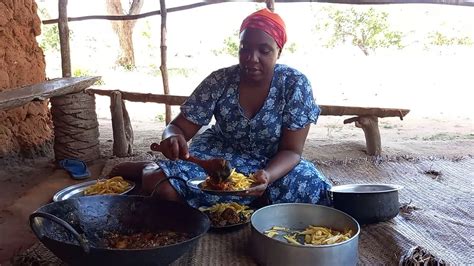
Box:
[157,134,190,161]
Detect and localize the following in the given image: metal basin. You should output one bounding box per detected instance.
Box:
[329,184,403,224]
[251,203,360,266]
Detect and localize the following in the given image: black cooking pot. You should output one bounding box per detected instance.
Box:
[329,184,403,224]
[29,195,210,266]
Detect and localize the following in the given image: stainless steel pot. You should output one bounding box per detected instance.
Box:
[329,184,403,225]
[251,203,360,266]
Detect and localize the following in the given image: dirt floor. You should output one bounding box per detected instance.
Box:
[0,115,472,264]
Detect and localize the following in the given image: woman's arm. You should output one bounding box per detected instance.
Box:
[266,124,310,181]
[159,113,202,160]
[247,124,311,196]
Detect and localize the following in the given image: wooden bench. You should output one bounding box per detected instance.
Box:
[86,88,410,156]
[0,77,101,162]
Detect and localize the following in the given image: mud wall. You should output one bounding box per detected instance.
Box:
[0,0,52,158]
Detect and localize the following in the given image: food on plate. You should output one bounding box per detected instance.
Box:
[201,169,255,191]
[105,230,190,249]
[264,225,353,245]
[83,176,131,196]
[199,202,254,227]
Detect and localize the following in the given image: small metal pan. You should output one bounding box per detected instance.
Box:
[187,177,253,196]
[53,180,135,202]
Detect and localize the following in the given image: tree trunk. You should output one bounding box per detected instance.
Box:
[106,0,144,68]
[116,22,135,67]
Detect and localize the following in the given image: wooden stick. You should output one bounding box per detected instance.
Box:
[122,96,134,155]
[110,91,133,157]
[42,2,216,25]
[159,0,172,124]
[58,0,71,78]
[87,89,187,105]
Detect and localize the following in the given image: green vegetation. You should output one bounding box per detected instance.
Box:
[215,32,298,57]
[141,20,158,60]
[39,25,60,52]
[73,68,104,85]
[422,133,458,141]
[285,42,297,54]
[148,64,196,78]
[169,68,196,77]
[316,7,403,55]
[38,7,58,52]
[213,31,240,57]
[38,7,74,53]
[426,31,473,47]
[154,113,165,123]
[121,64,136,71]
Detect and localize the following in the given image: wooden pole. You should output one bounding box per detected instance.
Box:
[86,89,410,119]
[159,0,172,124]
[344,116,381,155]
[110,91,133,157]
[58,0,71,77]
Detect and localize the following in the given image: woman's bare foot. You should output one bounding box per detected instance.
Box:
[108,161,184,203]
[142,169,184,203]
[107,161,152,183]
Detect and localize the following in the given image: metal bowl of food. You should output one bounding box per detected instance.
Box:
[250,203,360,266]
[329,184,403,224]
[199,202,254,230]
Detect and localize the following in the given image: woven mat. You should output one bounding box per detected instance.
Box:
[12,156,474,265]
[317,156,474,265]
[11,227,254,266]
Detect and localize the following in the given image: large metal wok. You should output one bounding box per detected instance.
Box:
[29,195,210,266]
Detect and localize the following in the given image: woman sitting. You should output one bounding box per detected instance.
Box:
[109,8,331,208]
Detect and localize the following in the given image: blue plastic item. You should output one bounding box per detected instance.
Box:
[59,159,90,180]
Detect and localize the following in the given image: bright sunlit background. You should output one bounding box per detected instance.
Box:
[36,1,474,125]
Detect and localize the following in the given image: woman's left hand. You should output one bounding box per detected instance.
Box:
[244,169,270,197]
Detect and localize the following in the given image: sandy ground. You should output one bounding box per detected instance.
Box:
[97,115,473,161]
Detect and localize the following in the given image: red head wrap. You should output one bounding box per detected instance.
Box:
[240,8,287,49]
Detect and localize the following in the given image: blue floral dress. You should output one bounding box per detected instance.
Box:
[157,64,331,208]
